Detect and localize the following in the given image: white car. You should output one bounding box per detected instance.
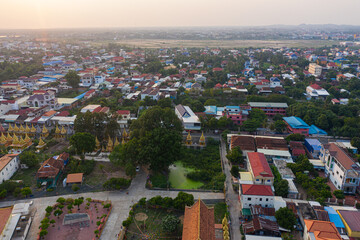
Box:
[136,166,140,172]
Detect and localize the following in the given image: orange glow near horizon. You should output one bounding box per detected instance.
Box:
[0,0,359,29]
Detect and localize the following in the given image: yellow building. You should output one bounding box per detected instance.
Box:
[337,210,360,238]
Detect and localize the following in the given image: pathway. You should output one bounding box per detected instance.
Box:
[11,168,224,240]
[220,138,242,240]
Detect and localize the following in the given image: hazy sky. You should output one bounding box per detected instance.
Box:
[1,0,360,29]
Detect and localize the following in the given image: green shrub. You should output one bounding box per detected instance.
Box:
[122,216,132,227]
[149,173,168,188]
[103,178,131,190]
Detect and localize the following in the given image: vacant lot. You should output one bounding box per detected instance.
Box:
[102,39,339,48]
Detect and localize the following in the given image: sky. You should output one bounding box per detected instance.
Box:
[1,0,360,29]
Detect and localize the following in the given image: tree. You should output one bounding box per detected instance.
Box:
[242,119,260,133]
[65,70,80,88]
[54,209,63,218]
[74,198,84,210]
[162,215,180,233]
[19,151,38,168]
[112,106,183,172]
[204,99,217,106]
[21,187,32,198]
[39,229,48,239]
[226,147,244,164]
[72,184,79,192]
[273,114,284,121]
[274,179,289,198]
[351,137,360,150]
[316,114,329,130]
[275,207,297,231]
[285,133,305,143]
[56,197,66,204]
[274,120,286,133]
[158,98,172,108]
[230,166,240,178]
[173,192,194,210]
[125,163,136,178]
[70,132,96,155]
[333,190,345,199]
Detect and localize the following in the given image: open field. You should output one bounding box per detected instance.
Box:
[102,39,340,48]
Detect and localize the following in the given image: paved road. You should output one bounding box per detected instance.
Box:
[0,168,224,240]
[220,138,241,240]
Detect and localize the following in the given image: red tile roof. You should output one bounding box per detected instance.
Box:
[241,184,273,196]
[324,143,355,170]
[247,152,273,178]
[310,84,322,90]
[116,110,130,115]
[304,219,341,240]
[182,200,215,240]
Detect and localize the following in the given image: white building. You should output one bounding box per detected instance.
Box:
[320,143,360,194]
[175,104,201,131]
[0,154,20,183]
[80,74,94,87]
[306,84,330,100]
[308,63,322,77]
[240,184,274,209]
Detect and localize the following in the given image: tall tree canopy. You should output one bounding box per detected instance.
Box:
[65,70,81,88]
[70,132,96,155]
[110,106,183,172]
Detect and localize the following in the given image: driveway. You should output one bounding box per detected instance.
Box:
[220,138,242,240]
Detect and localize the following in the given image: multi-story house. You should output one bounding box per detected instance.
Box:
[80,74,94,87]
[248,102,288,116]
[247,152,274,185]
[223,105,250,125]
[239,184,274,209]
[27,91,59,110]
[320,143,360,194]
[0,154,20,183]
[308,63,322,77]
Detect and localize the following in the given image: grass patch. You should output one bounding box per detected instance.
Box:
[11,168,37,188]
[83,161,127,187]
[214,202,228,224]
[126,205,183,239]
[150,173,169,188]
[168,162,203,189]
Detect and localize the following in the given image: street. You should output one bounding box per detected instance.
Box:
[0,168,224,240]
[220,138,242,240]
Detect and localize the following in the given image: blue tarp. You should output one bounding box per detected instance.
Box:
[324,207,345,228]
[309,125,328,135]
[305,138,322,151]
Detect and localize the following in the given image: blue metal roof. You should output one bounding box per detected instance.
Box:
[305,138,322,150]
[309,125,328,135]
[74,91,87,100]
[204,106,217,115]
[324,207,345,228]
[283,116,310,129]
[226,106,240,110]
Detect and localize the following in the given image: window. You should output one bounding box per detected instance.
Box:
[335,181,337,185]
[267,180,270,182]
[336,171,339,175]
[247,198,251,201]
[266,198,269,201]
[340,175,343,179]
[259,198,262,201]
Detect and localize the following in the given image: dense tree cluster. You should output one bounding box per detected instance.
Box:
[110,106,183,172]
